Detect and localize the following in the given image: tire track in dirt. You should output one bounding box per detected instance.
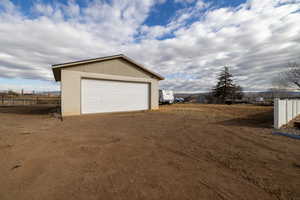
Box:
[152,116,284,200]
[155,143,239,200]
[220,126,285,154]
[201,126,295,200]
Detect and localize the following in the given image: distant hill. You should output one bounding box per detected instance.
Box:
[174,93,206,98]
[175,90,300,103]
[0,90,60,96]
[174,93,209,103]
[244,91,300,99]
[38,91,61,96]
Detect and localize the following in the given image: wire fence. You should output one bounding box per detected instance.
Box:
[0,96,60,106]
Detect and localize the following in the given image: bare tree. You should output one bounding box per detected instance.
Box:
[286,62,300,88]
[276,62,300,89]
[267,88,289,99]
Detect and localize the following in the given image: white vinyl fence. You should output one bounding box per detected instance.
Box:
[274,98,300,129]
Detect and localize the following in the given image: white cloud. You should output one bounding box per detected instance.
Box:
[175,0,195,3]
[0,0,300,92]
[0,0,15,13]
[33,3,54,16]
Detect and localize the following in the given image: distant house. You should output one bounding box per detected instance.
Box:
[52,54,164,116]
[255,97,264,102]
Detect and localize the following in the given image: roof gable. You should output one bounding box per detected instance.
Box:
[52,54,164,81]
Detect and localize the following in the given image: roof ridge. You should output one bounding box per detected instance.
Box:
[52,54,124,67]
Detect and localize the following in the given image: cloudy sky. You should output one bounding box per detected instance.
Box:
[0,0,300,93]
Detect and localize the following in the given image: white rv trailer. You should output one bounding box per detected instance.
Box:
[159,90,174,104]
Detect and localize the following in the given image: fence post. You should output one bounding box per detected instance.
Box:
[274,98,279,129]
[298,101,300,115]
[292,100,295,118]
[1,95,3,105]
[286,100,290,123]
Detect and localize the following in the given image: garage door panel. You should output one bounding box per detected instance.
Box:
[81,79,149,114]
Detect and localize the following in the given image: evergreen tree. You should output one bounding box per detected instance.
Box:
[212,67,243,103]
[232,85,244,100]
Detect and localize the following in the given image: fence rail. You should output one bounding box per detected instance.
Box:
[274,98,300,129]
[0,96,60,106]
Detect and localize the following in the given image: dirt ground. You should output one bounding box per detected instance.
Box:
[0,104,299,200]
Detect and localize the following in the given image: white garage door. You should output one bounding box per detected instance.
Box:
[81,79,149,114]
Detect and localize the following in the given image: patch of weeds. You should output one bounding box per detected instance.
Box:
[292,162,300,169]
[21,131,32,135]
[11,164,21,170]
[0,144,13,149]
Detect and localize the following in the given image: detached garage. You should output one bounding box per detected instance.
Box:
[52,54,164,116]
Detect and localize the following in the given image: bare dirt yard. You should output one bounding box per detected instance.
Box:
[0,104,299,200]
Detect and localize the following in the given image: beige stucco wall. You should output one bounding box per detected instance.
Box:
[64,58,158,79]
[61,70,159,116]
